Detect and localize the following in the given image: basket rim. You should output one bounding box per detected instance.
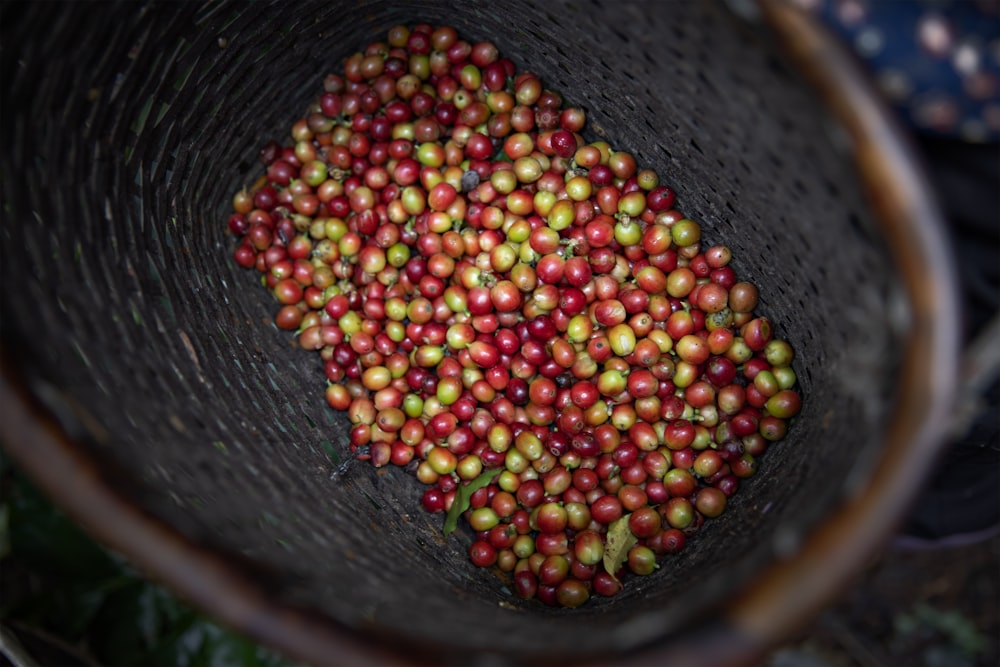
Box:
[715,0,963,653]
[0,3,963,666]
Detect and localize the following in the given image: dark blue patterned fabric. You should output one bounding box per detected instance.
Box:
[804,0,1000,142]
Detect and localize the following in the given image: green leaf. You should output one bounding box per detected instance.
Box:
[603,514,636,582]
[6,476,121,585]
[197,623,292,667]
[443,468,502,537]
[0,454,298,666]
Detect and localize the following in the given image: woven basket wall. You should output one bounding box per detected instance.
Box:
[0,1,953,665]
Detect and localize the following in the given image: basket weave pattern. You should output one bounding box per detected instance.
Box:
[0,1,904,662]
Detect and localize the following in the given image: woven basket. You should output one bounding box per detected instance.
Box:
[0,1,961,665]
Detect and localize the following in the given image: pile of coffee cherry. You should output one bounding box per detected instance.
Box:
[225,22,802,609]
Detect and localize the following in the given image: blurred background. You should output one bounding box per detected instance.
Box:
[1,1,997,666]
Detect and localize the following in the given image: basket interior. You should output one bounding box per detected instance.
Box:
[0,0,907,663]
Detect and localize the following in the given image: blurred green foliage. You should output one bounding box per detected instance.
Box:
[893,602,989,667]
[0,451,295,667]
